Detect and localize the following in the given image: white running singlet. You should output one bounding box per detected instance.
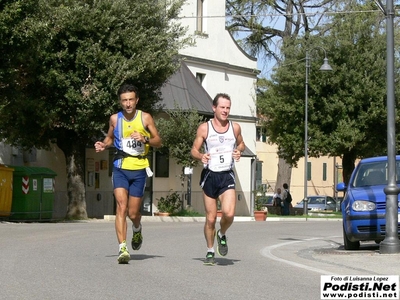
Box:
[204,120,237,172]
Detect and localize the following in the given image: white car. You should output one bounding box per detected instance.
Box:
[294,195,338,211]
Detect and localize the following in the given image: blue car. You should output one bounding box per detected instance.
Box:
[337,156,400,250]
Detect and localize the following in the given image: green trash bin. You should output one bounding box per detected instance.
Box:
[10,166,57,221]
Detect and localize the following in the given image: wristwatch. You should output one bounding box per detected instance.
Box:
[144,136,150,144]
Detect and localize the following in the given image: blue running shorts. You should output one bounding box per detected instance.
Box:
[112,167,146,197]
[200,169,235,199]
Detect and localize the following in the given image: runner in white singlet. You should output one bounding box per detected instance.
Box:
[191,93,245,265]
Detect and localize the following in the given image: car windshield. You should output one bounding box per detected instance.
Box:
[307,197,326,205]
[353,161,390,187]
[258,195,273,205]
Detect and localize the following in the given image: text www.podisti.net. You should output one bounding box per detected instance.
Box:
[320,275,399,299]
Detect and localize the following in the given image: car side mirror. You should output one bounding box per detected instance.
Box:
[336,182,346,191]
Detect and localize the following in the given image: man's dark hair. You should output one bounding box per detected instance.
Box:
[283,183,289,189]
[117,83,139,99]
[212,93,231,106]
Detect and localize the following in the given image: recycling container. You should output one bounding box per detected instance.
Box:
[10,166,57,220]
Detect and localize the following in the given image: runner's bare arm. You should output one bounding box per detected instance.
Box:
[191,122,210,164]
[94,114,116,152]
[142,112,162,148]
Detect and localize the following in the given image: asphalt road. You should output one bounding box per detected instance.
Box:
[1,218,399,300]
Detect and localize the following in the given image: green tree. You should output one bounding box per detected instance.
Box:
[226,0,335,71]
[0,0,188,218]
[226,0,336,188]
[155,107,206,168]
[258,2,400,183]
[155,107,206,209]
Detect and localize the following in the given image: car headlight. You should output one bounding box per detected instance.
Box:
[352,200,376,211]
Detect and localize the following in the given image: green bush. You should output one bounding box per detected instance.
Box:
[157,191,181,214]
[254,195,264,211]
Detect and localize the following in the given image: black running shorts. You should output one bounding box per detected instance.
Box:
[199,169,236,199]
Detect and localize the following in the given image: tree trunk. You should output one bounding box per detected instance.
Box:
[342,151,357,185]
[275,158,292,191]
[65,154,88,219]
[57,136,88,220]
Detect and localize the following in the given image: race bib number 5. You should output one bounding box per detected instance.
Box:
[208,146,233,171]
[122,138,145,156]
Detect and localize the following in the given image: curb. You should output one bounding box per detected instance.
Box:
[103,215,342,222]
[104,215,254,222]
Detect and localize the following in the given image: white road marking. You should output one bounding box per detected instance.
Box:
[260,237,341,275]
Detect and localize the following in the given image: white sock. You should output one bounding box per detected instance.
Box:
[132,224,142,232]
[218,230,225,238]
[207,247,215,253]
[119,241,127,251]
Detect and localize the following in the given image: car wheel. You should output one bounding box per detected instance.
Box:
[343,225,360,250]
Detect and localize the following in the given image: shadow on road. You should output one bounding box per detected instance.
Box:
[192,257,241,266]
[106,254,165,260]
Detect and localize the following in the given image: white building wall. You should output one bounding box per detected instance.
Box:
[180,0,255,69]
[177,0,258,215]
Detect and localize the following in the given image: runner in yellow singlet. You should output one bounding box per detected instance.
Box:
[95,83,161,264]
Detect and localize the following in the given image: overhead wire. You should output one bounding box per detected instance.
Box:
[180,9,389,19]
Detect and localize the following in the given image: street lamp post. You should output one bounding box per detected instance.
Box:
[379,0,400,254]
[304,48,333,215]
